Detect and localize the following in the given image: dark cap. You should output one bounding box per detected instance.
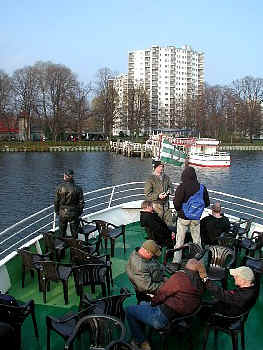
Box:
[64,169,74,176]
[152,160,163,170]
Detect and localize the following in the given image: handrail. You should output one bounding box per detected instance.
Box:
[0,181,262,264]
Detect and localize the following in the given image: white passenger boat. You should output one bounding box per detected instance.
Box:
[148,134,231,167]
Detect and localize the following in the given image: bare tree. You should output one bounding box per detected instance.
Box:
[125,83,150,137]
[0,70,12,117]
[33,61,78,140]
[12,66,38,140]
[232,76,263,142]
[93,68,119,137]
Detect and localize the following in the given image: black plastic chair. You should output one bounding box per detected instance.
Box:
[64,315,126,350]
[0,299,39,348]
[61,237,99,255]
[149,305,202,350]
[18,247,51,290]
[78,219,102,252]
[242,255,263,282]
[70,247,113,297]
[43,231,67,261]
[46,306,95,350]
[237,231,263,258]
[93,220,126,257]
[79,288,131,322]
[164,243,205,274]
[202,310,250,350]
[206,245,236,289]
[36,260,73,304]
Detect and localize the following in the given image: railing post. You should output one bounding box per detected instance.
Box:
[108,186,116,208]
[52,212,57,231]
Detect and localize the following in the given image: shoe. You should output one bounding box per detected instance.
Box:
[140,340,151,350]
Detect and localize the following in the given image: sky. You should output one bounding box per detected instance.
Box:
[1,0,262,86]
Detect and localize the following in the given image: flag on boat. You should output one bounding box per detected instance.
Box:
[160,138,187,167]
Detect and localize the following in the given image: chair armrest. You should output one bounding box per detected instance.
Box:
[46,312,78,324]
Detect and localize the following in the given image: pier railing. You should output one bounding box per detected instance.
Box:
[0,182,263,264]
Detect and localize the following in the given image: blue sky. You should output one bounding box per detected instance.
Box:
[1,0,262,86]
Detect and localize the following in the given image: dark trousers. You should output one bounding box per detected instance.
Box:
[59,216,80,238]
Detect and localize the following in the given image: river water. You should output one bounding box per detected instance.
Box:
[0,151,262,232]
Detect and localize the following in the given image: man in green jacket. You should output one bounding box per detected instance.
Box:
[144,160,174,226]
[126,240,165,295]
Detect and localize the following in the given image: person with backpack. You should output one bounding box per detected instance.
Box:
[172,166,210,269]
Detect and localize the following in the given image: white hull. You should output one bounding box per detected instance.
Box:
[188,152,231,167]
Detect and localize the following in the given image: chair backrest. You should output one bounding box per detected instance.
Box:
[209,309,250,330]
[79,289,131,321]
[207,245,235,268]
[216,235,236,249]
[64,314,126,350]
[251,231,263,249]
[37,261,60,281]
[18,248,50,268]
[164,243,204,265]
[0,299,33,327]
[237,218,253,237]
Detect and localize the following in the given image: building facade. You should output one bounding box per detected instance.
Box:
[127,45,204,132]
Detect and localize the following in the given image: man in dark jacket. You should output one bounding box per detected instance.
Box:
[125,258,206,350]
[54,169,84,237]
[140,200,175,247]
[173,166,210,267]
[200,202,230,246]
[203,266,258,316]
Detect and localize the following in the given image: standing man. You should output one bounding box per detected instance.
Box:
[54,169,84,237]
[144,160,174,226]
[173,166,210,268]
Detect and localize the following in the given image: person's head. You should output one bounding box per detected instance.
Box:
[185,258,207,279]
[211,202,222,214]
[152,160,164,175]
[141,200,154,213]
[181,166,197,183]
[64,169,74,181]
[230,266,255,288]
[141,240,161,258]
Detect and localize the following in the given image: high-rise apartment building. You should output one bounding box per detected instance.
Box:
[127,45,204,131]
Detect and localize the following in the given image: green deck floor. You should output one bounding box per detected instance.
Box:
[6,222,263,350]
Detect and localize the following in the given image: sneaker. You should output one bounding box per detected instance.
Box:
[140,340,151,350]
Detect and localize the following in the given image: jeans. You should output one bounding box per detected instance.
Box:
[125,302,168,344]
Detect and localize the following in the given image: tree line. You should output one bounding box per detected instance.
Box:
[0,60,262,141]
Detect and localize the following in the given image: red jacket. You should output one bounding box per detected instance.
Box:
[152,269,204,316]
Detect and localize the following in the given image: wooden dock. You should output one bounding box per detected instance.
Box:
[109,141,158,159]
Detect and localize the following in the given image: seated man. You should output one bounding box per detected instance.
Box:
[140,200,175,247]
[203,266,259,317]
[200,202,230,246]
[125,259,206,350]
[126,240,165,296]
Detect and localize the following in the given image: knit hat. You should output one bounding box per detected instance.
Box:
[152,160,163,170]
[230,266,255,282]
[142,240,161,257]
[64,169,74,176]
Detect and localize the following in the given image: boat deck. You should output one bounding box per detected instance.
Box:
[6,221,263,350]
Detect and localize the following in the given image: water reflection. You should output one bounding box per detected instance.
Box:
[0,151,262,231]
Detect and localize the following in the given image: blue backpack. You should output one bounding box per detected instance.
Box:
[182,184,205,220]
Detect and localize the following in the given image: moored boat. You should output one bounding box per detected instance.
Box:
[147,134,231,167]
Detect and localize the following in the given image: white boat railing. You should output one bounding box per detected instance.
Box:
[0,181,263,263]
